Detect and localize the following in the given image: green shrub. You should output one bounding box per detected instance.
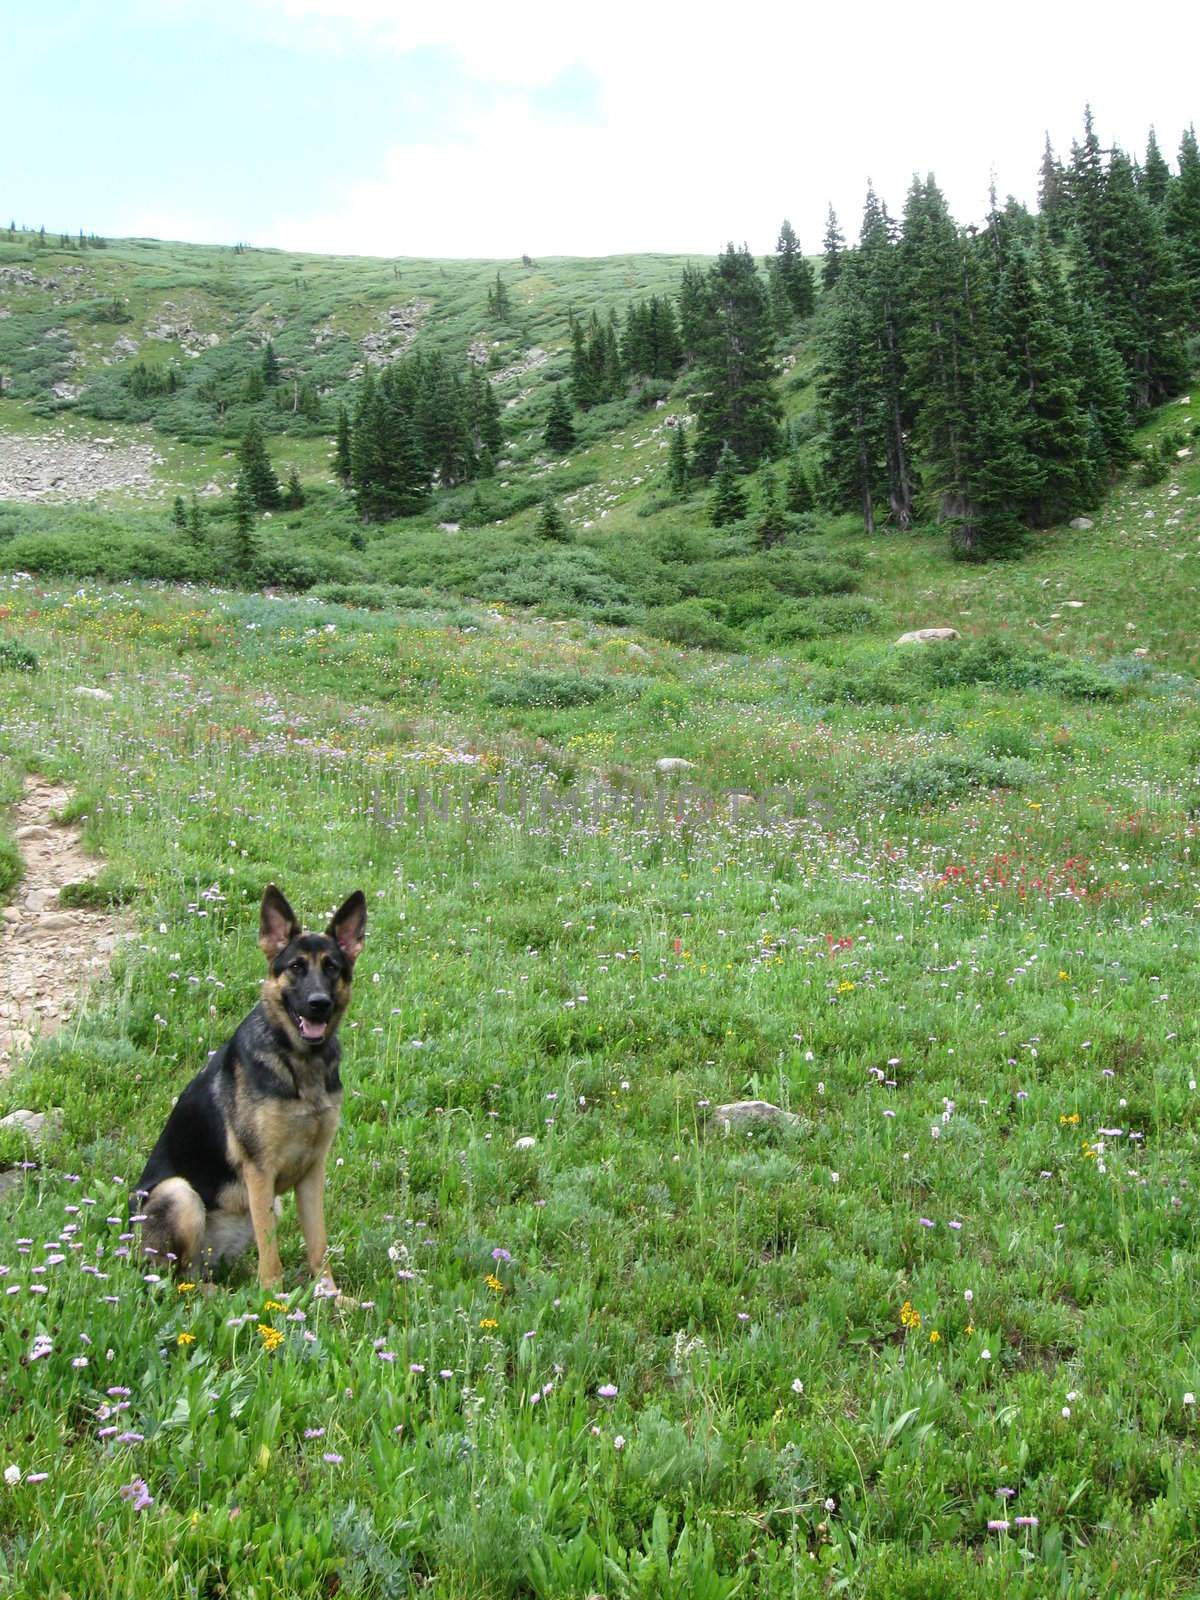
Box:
[758,596,883,641]
[0,638,38,672]
[645,599,735,650]
[862,750,1036,808]
[485,671,616,709]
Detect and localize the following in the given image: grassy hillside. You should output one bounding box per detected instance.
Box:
[3,228,1200,1595]
[0,414,1199,1591]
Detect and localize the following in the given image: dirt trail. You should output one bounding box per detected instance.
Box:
[0,778,129,1074]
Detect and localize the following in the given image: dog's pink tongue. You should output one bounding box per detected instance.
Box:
[298,1017,328,1042]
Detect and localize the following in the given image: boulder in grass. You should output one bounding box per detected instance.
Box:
[0,1108,64,1146]
[655,757,696,774]
[894,627,959,646]
[713,1099,801,1133]
[1069,517,1094,530]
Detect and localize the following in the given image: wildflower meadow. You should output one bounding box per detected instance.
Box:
[2,443,1200,1597]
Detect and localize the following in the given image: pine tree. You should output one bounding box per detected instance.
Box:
[418,354,475,486]
[995,240,1091,524]
[677,264,710,360]
[186,497,205,546]
[1140,128,1172,209]
[754,469,787,548]
[667,423,690,495]
[334,405,352,485]
[708,444,749,526]
[237,419,282,509]
[899,176,1037,558]
[261,340,281,386]
[543,384,577,454]
[817,264,888,534]
[821,205,845,291]
[171,494,188,534]
[569,314,595,409]
[692,244,782,475]
[283,466,305,510]
[785,452,812,512]
[231,476,260,578]
[243,366,266,403]
[773,219,816,318]
[1167,125,1200,320]
[1038,134,1067,240]
[486,271,512,320]
[536,495,569,541]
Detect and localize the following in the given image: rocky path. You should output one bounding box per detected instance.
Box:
[0,778,128,1074]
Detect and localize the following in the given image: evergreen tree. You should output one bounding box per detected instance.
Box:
[236,418,282,510]
[677,264,710,360]
[467,369,503,459]
[186,497,205,546]
[569,313,595,409]
[231,476,260,578]
[261,340,281,386]
[543,384,577,454]
[1038,134,1067,240]
[754,469,787,548]
[667,423,690,495]
[418,353,475,486]
[817,264,888,534]
[283,466,305,511]
[692,244,782,475]
[486,271,512,319]
[171,494,188,534]
[1167,125,1200,320]
[785,452,812,512]
[1140,127,1172,209]
[536,495,569,541]
[243,366,266,403]
[995,239,1091,524]
[821,204,845,291]
[773,219,816,318]
[334,405,352,485]
[899,176,1037,558]
[708,443,749,526]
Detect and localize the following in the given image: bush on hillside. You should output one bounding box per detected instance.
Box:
[756,596,884,642]
[485,671,619,709]
[0,639,39,672]
[644,599,735,650]
[862,751,1036,808]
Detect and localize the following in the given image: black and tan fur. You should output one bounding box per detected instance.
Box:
[137,885,366,1296]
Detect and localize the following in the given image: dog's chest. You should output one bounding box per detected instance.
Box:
[240,1060,342,1192]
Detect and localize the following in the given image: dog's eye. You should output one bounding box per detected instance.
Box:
[322,957,339,977]
[289,959,306,975]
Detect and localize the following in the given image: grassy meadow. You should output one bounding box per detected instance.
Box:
[0,409,1199,1596]
[3,224,1200,1595]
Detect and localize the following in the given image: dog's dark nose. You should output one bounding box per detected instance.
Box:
[308,992,333,1018]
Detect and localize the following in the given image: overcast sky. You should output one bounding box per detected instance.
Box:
[10,0,1199,259]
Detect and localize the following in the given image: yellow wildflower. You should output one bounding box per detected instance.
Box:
[177,1282,197,1294]
[484,1274,504,1293]
[479,1317,498,1330]
[177,1331,196,1346]
[929,1329,941,1344]
[257,1323,284,1351]
[262,1298,287,1313]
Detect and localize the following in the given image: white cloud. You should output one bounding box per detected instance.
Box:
[255,0,1200,256]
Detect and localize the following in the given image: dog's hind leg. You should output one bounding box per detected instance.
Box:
[141,1177,207,1272]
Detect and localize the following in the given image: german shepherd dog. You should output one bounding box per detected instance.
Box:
[137,885,367,1298]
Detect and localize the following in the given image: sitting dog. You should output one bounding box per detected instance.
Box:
[138,884,366,1298]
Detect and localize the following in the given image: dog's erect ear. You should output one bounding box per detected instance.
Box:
[259,885,301,961]
[327,890,367,963]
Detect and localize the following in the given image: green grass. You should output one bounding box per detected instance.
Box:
[3,230,1200,1596]
[1,431,1200,1593]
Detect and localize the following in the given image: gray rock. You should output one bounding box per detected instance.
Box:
[0,1108,64,1146]
[1069,517,1094,530]
[895,627,960,645]
[655,757,696,773]
[72,686,114,701]
[713,1100,801,1132]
